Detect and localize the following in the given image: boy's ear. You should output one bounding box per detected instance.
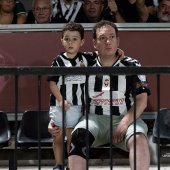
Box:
[80,39,85,46]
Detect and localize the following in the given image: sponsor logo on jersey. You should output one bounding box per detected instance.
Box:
[91,98,125,106]
[65,75,83,81]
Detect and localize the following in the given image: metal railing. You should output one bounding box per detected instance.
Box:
[0,66,169,170]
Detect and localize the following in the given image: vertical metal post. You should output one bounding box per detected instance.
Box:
[62,75,66,170]
[14,75,18,170]
[133,75,137,170]
[85,75,89,170]
[157,75,160,170]
[109,75,113,170]
[38,75,42,170]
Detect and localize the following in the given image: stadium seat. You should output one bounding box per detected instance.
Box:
[0,111,11,147]
[17,110,53,147]
[152,108,170,144]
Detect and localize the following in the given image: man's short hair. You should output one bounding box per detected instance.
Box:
[92,20,118,39]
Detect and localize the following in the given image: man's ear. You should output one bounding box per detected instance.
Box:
[61,38,64,46]
[92,39,97,49]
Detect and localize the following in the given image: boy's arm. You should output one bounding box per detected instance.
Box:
[49,81,62,103]
[49,81,72,110]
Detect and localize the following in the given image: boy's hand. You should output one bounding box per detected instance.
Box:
[59,100,73,110]
[48,121,60,137]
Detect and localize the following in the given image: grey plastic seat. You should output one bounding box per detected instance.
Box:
[0,111,11,147]
[152,108,170,144]
[17,110,53,147]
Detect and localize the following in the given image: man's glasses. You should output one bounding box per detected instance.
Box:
[33,7,51,13]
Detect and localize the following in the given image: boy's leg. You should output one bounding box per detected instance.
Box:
[53,127,64,166]
[66,128,74,169]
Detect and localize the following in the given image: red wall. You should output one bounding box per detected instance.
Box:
[0,31,169,112]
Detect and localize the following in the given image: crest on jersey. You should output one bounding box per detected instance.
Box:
[104,78,110,87]
[80,60,85,67]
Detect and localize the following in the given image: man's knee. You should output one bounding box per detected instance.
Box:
[127,133,148,149]
[68,128,95,159]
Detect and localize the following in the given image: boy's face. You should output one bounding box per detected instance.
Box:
[61,31,84,58]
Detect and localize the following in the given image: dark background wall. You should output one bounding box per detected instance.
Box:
[0,31,169,113]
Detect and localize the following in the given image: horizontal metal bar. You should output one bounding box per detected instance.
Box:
[0,66,170,76]
[0,23,170,33]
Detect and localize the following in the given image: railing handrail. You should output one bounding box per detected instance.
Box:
[0,66,170,75]
[1,23,170,32]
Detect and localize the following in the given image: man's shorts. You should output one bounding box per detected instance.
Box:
[72,114,148,151]
[49,106,83,128]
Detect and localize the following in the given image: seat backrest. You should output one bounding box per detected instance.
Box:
[0,111,11,146]
[18,110,51,139]
[153,108,170,144]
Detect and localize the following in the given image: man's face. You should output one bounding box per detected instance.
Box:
[93,25,119,59]
[83,0,103,20]
[33,0,52,23]
[157,0,170,22]
[0,0,15,13]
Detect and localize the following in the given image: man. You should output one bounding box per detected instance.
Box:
[113,0,154,22]
[51,0,83,23]
[26,0,53,24]
[75,0,125,23]
[49,20,151,170]
[68,20,151,170]
[147,0,170,22]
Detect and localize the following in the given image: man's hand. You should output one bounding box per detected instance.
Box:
[129,0,136,4]
[108,0,118,15]
[113,120,129,144]
[48,121,60,137]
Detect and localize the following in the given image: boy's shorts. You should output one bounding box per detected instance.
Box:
[49,106,82,128]
[73,114,148,151]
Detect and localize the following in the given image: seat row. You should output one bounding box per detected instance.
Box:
[0,110,53,148]
[0,109,170,160]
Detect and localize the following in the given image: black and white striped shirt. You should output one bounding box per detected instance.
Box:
[47,52,96,106]
[51,0,83,23]
[88,56,151,116]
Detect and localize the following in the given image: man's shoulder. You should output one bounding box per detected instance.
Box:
[121,56,141,67]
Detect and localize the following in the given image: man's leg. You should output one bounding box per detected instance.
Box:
[68,128,95,170]
[127,133,150,170]
[69,155,86,170]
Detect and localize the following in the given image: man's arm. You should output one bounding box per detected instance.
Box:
[107,0,126,23]
[17,14,27,24]
[135,0,149,22]
[113,92,148,143]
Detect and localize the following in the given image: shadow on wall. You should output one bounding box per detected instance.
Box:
[19,0,33,13]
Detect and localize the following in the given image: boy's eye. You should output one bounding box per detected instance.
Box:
[64,38,70,42]
[73,38,78,41]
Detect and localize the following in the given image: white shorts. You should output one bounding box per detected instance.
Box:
[73,114,148,151]
[49,106,83,128]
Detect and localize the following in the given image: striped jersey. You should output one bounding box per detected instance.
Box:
[47,52,96,106]
[88,56,151,116]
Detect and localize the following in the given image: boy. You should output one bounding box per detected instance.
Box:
[47,21,96,170]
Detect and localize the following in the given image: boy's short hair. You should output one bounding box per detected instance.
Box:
[92,20,118,39]
[62,21,84,39]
